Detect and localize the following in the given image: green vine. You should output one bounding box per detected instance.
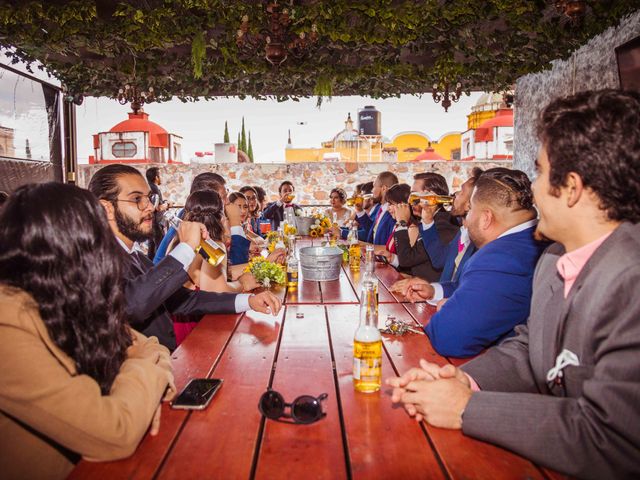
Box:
[0,1,636,102]
[191,30,206,79]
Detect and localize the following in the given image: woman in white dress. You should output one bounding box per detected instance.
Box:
[325,188,352,226]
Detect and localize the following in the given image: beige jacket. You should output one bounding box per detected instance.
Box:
[0,287,174,480]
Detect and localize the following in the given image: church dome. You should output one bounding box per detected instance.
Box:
[472,92,512,113]
[110,111,169,148]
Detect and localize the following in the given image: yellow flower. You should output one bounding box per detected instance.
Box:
[268,242,276,252]
[309,228,319,238]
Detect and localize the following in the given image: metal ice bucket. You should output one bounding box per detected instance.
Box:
[299,246,343,281]
[295,216,315,236]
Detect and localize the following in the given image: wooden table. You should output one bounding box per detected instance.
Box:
[70,239,564,480]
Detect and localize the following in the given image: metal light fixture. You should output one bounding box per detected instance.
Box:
[236,2,318,66]
[117,84,154,114]
[432,82,463,112]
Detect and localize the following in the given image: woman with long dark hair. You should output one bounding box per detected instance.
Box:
[0,183,174,479]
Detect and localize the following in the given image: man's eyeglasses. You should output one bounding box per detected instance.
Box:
[258,389,328,424]
[115,194,155,211]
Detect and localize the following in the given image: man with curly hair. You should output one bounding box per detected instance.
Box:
[389,90,640,479]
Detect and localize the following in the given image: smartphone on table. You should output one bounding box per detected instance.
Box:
[170,378,223,410]
[374,254,389,264]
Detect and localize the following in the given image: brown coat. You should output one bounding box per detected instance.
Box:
[0,287,174,480]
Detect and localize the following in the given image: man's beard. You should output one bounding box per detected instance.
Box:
[115,206,152,243]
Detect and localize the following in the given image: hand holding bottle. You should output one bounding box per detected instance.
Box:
[177,220,209,251]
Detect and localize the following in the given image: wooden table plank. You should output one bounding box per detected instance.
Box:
[319,266,360,304]
[374,263,412,302]
[157,308,284,480]
[254,305,347,479]
[285,270,322,304]
[342,263,397,304]
[326,304,447,480]
[69,313,242,480]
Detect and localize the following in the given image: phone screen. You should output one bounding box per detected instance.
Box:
[171,378,223,410]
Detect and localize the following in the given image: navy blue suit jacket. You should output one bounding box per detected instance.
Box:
[421,226,477,284]
[229,234,251,265]
[424,226,546,358]
[355,204,378,241]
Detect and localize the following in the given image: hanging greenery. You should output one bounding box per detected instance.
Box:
[0,1,637,102]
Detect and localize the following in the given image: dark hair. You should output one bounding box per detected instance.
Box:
[88,164,141,201]
[361,181,374,195]
[537,89,640,222]
[386,183,412,204]
[190,172,225,194]
[377,171,399,187]
[240,186,260,216]
[470,167,484,184]
[0,183,132,394]
[413,172,449,196]
[183,190,225,242]
[0,190,8,206]
[473,168,535,212]
[240,185,257,197]
[145,167,160,184]
[278,181,294,194]
[253,185,266,203]
[228,191,247,204]
[330,188,347,203]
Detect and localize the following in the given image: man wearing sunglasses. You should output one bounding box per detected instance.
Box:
[89,165,281,351]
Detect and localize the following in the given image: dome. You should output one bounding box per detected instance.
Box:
[334,129,359,143]
[413,145,445,161]
[475,109,513,142]
[110,111,169,148]
[472,92,512,112]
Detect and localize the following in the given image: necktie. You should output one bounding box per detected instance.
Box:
[372,207,384,238]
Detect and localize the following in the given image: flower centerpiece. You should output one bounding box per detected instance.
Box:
[244,257,286,288]
[309,213,333,238]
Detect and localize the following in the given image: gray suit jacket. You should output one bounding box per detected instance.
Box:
[461,222,640,479]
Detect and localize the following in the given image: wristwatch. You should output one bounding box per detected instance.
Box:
[396,220,408,228]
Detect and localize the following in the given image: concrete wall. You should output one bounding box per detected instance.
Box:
[78,160,511,205]
[513,10,640,178]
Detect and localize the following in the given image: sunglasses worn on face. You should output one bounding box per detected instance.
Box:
[258,389,328,424]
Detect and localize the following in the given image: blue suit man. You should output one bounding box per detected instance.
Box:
[407,168,547,358]
[421,225,477,285]
[425,224,545,357]
[356,171,399,245]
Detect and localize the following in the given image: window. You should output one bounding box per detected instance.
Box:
[112,141,137,158]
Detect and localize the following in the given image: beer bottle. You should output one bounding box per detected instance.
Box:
[286,235,299,289]
[164,212,226,267]
[348,225,361,271]
[408,192,454,206]
[361,245,379,308]
[353,281,382,393]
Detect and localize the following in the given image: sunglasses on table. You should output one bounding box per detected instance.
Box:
[258,389,328,424]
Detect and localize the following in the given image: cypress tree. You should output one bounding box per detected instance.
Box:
[240,117,247,152]
[247,132,254,162]
[223,121,230,143]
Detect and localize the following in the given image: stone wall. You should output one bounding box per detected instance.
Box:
[513,10,640,178]
[77,160,511,205]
